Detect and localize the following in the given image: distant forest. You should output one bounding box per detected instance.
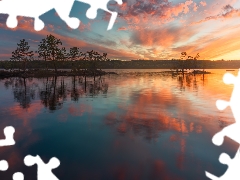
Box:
[1,59,240,69]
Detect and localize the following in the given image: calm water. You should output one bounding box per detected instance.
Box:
[0,69,238,180]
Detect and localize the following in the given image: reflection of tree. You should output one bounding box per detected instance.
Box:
[177,74,204,92]
[71,76,81,102]
[4,77,36,109]
[39,76,66,111]
[71,76,79,102]
[3,76,109,111]
[39,77,52,108]
[86,77,108,97]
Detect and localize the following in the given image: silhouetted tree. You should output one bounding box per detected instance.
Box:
[37,38,50,70]
[194,53,200,69]
[180,52,187,60]
[57,47,68,61]
[11,39,34,73]
[45,34,62,73]
[68,47,83,71]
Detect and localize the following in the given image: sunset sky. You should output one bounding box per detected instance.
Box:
[1,0,240,60]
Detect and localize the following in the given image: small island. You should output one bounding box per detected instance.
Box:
[0,34,117,79]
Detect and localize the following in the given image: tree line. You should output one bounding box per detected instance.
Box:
[9,34,109,74]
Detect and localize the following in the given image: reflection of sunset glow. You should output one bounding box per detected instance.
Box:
[68,104,92,117]
[9,102,43,126]
[0,70,238,179]
[105,77,206,139]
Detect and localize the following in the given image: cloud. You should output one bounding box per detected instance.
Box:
[200,1,207,7]
[192,4,240,25]
[111,0,198,30]
[130,24,196,48]
[118,27,127,31]
[79,22,91,32]
[172,24,240,60]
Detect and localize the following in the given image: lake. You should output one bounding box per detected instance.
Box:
[0,69,238,180]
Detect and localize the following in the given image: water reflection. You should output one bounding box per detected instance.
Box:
[4,77,37,109]
[0,70,238,180]
[176,73,204,92]
[39,76,64,111]
[2,76,109,112]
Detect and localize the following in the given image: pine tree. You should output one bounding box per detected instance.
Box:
[37,38,50,70]
[11,39,34,73]
[45,34,62,73]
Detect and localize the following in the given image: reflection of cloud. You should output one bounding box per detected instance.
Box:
[68,104,92,117]
[9,101,42,126]
[105,87,203,140]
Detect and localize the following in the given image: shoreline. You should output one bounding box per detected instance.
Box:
[0,69,118,79]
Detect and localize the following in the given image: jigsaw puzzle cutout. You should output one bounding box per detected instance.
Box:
[206,148,240,180]
[206,69,240,179]
[24,155,60,180]
[0,160,8,171]
[0,0,122,31]
[0,126,60,180]
[13,172,24,180]
[0,126,15,146]
[78,0,122,30]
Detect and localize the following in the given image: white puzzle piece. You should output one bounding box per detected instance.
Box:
[0,126,15,146]
[206,69,240,179]
[24,155,60,180]
[0,0,122,31]
[13,172,24,180]
[206,148,240,180]
[212,70,240,145]
[77,0,122,30]
[0,160,8,171]
[0,0,80,31]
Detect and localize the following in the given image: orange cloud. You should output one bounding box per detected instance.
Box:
[200,1,207,7]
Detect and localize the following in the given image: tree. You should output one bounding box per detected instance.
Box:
[86,50,106,69]
[194,53,200,69]
[102,53,108,61]
[85,50,105,78]
[179,52,187,73]
[68,47,81,61]
[68,47,83,71]
[180,52,187,60]
[11,39,34,73]
[57,47,68,61]
[194,53,200,60]
[45,34,63,73]
[37,38,50,70]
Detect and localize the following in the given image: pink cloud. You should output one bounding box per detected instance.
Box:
[79,22,91,32]
[192,4,240,25]
[200,1,207,7]
[114,0,197,31]
[118,27,127,31]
